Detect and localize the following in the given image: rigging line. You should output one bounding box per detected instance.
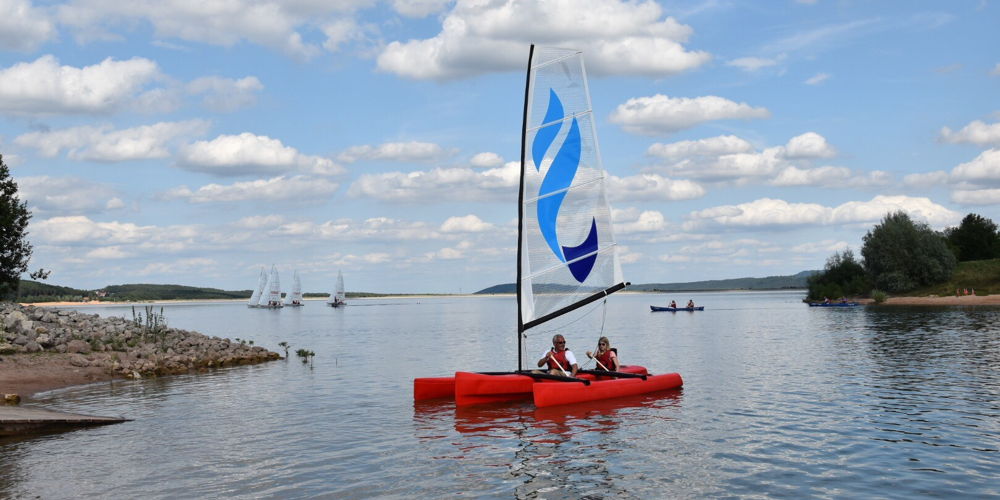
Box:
[527,109,594,133]
[527,297,606,339]
[523,243,619,280]
[599,296,608,338]
[523,174,604,204]
[530,49,582,71]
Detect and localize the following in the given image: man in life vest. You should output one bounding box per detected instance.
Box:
[536,334,578,376]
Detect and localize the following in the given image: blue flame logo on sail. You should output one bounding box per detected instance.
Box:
[531,89,599,283]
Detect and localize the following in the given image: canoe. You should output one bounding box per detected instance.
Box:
[533,372,683,408]
[414,365,650,403]
[650,305,704,312]
[807,302,860,307]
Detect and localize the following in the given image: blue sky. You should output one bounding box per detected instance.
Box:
[1,0,998,294]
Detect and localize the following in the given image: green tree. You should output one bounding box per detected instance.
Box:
[861,211,956,293]
[807,249,869,300]
[945,213,1000,261]
[0,154,32,301]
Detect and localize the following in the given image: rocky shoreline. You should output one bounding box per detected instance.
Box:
[1,302,280,398]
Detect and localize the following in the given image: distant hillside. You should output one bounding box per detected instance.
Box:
[16,280,427,302]
[630,271,817,292]
[100,284,252,301]
[17,280,92,301]
[475,271,818,294]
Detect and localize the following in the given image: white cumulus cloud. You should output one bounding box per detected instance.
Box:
[32,216,154,244]
[15,120,210,161]
[686,195,960,229]
[347,162,519,202]
[440,215,494,233]
[647,135,755,159]
[163,175,339,203]
[0,55,160,115]
[470,152,504,168]
[606,173,705,201]
[609,94,770,136]
[951,189,1000,205]
[337,141,456,163]
[17,176,124,215]
[178,133,344,176]
[939,121,1000,147]
[783,132,836,159]
[391,0,452,18]
[951,149,1000,183]
[55,0,375,60]
[376,0,710,80]
[0,0,56,51]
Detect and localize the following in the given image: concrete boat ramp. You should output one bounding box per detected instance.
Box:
[0,406,129,436]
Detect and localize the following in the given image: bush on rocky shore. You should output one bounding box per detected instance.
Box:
[0,302,280,379]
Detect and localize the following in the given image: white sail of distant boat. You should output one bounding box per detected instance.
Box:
[285,270,304,306]
[248,267,267,308]
[263,264,283,308]
[517,45,625,369]
[257,270,272,307]
[327,270,346,307]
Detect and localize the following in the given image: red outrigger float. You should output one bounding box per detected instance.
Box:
[412,45,682,408]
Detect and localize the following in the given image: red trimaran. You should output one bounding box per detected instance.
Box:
[413,45,682,407]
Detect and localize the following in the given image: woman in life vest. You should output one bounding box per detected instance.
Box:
[586,336,620,372]
[536,334,578,376]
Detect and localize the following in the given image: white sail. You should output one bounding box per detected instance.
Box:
[327,270,346,307]
[257,270,272,307]
[286,270,304,306]
[266,265,283,308]
[248,267,267,307]
[517,45,625,334]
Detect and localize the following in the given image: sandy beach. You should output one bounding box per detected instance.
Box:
[857,294,1000,306]
[0,354,116,398]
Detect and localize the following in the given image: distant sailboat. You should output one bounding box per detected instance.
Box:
[262,264,283,308]
[285,270,304,306]
[327,270,346,308]
[247,267,267,308]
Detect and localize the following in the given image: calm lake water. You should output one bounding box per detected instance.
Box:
[2,291,998,499]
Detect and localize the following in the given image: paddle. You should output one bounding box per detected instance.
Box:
[588,343,614,371]
[546,348,571,378]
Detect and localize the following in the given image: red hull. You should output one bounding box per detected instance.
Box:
[532,372,683,408]
[414,365,651,404]
[413,376,456,401]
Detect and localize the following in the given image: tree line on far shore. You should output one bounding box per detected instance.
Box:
[807,212,1000,301]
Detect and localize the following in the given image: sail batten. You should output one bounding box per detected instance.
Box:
[527,110,593,133]
[517,45,625,354]
[523,174,604,204]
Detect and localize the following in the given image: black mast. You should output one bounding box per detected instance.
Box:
[516,44,535,372]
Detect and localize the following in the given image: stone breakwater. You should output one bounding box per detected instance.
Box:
[0,302,280,378]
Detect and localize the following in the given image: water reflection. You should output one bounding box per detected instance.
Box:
[413,390,683,498]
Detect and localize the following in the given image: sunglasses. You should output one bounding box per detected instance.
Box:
[599,342,607,346]
[554,341,565,344]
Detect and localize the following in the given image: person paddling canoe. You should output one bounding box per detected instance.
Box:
[586,336,620,372]
[536,334,578,376]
